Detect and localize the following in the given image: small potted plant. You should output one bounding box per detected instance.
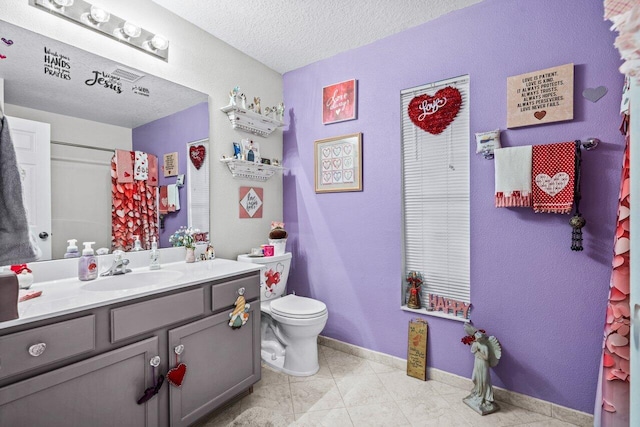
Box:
[268,221,287,256]
[170,226,199,263]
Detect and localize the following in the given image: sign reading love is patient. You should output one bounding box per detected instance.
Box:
[507,63,573,128]
[407,86,462,135]
[322,79,357,124]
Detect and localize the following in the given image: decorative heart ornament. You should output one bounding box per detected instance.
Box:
[167,363,187,387]
[582,86,607,103]
[408,86,462,135]
[189,145,206,170]
[535,172,569,196]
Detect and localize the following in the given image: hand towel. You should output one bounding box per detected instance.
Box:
[494,146,532,207]
[532,142,575,214]
[147,154,158,186]
[134,151,149,181]
[116,149,133,183]
[159,186,169,214]
[167,184,180,212]
[0,117,37,265]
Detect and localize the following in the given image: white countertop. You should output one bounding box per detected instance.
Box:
[1,258,261,330]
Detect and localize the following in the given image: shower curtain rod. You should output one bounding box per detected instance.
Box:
[51,140,117,153]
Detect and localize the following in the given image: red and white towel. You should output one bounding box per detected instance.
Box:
[115,150,133,183]
[531,142,575,214]
[494,146,532,208]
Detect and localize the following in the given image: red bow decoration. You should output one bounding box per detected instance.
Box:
[408,86,462,135]
[10,264,32,274]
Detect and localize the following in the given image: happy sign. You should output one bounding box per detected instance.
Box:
[407,86,462,135]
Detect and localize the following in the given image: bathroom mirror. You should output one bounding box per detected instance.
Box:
[0,20,210,260]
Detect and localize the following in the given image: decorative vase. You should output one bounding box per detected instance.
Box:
[268,238,287,256]
[185,247,195,263]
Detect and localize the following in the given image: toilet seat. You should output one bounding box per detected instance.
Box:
[270,294,327,319]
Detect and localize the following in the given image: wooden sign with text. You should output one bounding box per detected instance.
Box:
[407,319,428,381]
[507,63,573,128]
[163,152,178,177]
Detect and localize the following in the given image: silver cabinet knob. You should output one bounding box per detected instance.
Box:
[237,287,245,296]
[174,344,184,355]
[28,343,47,357]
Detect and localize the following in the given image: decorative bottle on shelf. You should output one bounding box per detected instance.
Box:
[247,142,255,162]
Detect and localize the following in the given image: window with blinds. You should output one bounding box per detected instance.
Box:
[401,75,470,312]
[187,139,210,233]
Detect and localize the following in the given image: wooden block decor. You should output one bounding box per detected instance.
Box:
[407,318,428,381]
[507,63,573,128]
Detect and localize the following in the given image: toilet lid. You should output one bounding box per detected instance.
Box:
[270,294,327,319]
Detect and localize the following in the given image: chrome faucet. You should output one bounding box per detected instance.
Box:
[101,250,132,276]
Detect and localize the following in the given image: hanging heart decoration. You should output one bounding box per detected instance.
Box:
[167,363,187,387]
[407,86,462,135]
[189,145,206,170]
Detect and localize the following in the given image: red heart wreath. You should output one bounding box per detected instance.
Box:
[189,145,206,170]
[408,86,462,135]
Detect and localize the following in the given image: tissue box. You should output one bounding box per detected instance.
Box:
[0,271,19,322]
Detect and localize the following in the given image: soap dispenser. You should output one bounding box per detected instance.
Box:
[78,242,98,281]
[64,239,80,258]
[132,235,142,251]
[149,237,160,270]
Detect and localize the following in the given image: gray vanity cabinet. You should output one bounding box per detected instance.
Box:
[168,300,260,427]
[0,336,159,427]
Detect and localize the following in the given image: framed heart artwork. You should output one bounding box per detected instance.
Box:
[314,133,362,193]
[322,79,357,124]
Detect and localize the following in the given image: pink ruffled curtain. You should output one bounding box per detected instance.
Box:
[597,136,630,426]
[110,155,159,251]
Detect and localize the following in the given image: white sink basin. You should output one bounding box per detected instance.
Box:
[81,269,184,292]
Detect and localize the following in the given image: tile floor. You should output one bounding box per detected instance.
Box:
[199,345,579,427]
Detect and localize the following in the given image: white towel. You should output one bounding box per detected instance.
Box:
[134,151,148,181]
[167,184,180,212]
[494,146,532,208]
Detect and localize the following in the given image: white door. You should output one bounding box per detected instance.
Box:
[8,116,52,260]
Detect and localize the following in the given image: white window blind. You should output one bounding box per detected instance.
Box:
[401,75,470,307]
[187,139,210,233]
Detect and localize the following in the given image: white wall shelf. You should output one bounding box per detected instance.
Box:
[220,105,284,137]
[220,158,283,181]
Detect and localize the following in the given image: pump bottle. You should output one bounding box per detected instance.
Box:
[64,239,80,258]
[132,235,142,251]
[78,242,98,281]
[149,237,161,270]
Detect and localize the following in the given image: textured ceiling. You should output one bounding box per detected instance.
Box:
[151,0,483,74]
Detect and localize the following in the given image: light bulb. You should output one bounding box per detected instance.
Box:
[89,5,110,24]
[150,34,169,51]
[122,21,141,38]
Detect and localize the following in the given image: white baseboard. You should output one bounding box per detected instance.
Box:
[318,336,593,427]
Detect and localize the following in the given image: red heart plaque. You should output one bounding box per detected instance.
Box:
[167,363,187,387]
[407,86,462,135]
[189,145,206,170]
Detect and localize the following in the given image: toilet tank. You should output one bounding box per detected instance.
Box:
[237,252,291,302]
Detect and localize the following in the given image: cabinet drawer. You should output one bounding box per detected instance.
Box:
[211,275,260,312]
[111,288,204,343]
[0,315,95,380]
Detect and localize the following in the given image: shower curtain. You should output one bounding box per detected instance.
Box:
[110,152,158,251]
[596,2,636,424]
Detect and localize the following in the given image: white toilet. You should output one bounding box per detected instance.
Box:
[237,252,328,376]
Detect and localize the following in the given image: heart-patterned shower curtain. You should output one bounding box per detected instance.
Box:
[110,152,158,251]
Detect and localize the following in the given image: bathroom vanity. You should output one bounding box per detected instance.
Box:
[0,258,261,427]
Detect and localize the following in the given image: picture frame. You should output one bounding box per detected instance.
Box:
[314,133,362,193]
[322,79,357,124]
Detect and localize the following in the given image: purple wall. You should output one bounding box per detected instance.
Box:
[133,102,209,247]
[283,0,623,413]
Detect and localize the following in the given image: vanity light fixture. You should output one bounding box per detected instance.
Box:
[30,0,170,60]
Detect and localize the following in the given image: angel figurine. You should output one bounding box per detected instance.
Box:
[254,97,261,114]
[462,323,502,415]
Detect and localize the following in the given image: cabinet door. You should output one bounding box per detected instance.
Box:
[0,337,160,427]
[168,302,260,427]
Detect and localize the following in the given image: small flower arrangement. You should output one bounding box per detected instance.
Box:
[169,226,200,249]
[461,328,486,345]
